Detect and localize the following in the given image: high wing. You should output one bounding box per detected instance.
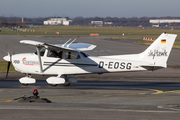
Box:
[20,40,97,51]
[57,43,97,51]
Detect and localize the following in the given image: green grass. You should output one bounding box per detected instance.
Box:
[1,26,180,41]
[0,27,17,35]
[0,61,16,73]
[1,26,180,36]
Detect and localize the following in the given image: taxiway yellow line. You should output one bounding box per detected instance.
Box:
[142,88,180,94]
[0,99,13,102]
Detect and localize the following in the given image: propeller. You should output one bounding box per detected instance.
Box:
[3,46,14,78]
[6,60,11,78]
[4,51,12,78]
[1,45,14,78]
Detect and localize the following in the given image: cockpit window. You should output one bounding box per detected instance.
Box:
[34,46,46,56]
[37,48,81,59]
[47,50,63,58]
[48,50,58,57]
[65,51,80,59]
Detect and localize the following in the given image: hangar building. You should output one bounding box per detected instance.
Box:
[150,19,180,27]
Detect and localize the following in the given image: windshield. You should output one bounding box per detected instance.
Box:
[34,46,46,56]
[80,51,89,57]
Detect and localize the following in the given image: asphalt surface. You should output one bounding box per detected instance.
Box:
[0,35,180,120]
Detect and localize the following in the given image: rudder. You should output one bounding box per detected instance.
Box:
[140,33,177,68]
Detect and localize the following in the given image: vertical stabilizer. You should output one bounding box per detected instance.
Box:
[140,33,177,67]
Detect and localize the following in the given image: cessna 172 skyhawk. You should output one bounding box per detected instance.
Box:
[3,33,177,86]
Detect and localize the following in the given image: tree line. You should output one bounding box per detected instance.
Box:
[0,16,180,27]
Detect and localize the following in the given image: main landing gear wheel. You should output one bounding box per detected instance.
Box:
[50,84,58,87]
[63,75,71,86]
[22,84,29,86]
[63,82,71,86]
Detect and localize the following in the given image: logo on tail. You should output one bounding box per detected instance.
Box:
[148,49,168,59]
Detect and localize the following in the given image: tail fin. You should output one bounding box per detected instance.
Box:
[140,33,177,68]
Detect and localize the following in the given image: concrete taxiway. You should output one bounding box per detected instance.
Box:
[0,35,180,120]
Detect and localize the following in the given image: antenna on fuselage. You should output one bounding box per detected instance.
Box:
[67,38,76,48]
[62,38,72,47]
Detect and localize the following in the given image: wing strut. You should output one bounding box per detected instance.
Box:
[36,46,43,73]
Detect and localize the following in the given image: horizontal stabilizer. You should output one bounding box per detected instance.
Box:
[141,65,165,71]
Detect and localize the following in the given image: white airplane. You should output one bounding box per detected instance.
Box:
[3,33,177,86]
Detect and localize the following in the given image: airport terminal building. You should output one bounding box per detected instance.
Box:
[44,18,71,26]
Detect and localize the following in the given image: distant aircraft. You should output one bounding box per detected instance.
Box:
[3,33,177,86]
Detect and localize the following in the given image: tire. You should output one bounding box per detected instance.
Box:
[22,84,29,86]
[63,82,71,86]
[50,84,58,87]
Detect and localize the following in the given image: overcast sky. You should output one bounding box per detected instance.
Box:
[1,0,180,18]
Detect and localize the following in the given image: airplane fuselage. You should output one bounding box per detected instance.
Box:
[12,53,147,76]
